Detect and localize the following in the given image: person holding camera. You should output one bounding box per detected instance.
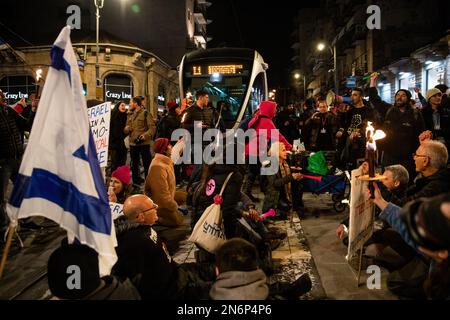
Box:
[124,96,156,186]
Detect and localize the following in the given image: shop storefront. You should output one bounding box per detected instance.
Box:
[0,75,36,105]
[103,74,134,104]
[398,72,415,97]
[425,61,445,90]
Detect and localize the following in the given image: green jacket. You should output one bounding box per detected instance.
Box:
[126,108,156,146]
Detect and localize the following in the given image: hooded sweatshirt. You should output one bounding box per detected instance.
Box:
[209,269,269,300]
[245,101,292,157]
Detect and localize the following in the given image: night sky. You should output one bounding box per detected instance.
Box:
[207,1,310,89]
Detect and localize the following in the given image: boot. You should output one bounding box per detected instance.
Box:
[270,273,312,299]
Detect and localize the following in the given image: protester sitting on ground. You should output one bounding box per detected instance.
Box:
[391,140,450,206]
[336,164,409,242]
[108,165,132,204]
[371,187,450,299]
[47,242,140,300]
[113,194,211,300]
[210,238,313,300]
[262,142,303,220]
[144,138,186,227]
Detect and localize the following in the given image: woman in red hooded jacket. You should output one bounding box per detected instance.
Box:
[242,101,292,201]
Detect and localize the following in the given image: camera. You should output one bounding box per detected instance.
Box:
[134,136,144,144]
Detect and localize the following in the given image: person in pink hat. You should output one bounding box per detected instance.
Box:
[145,138,186,227]
[109,165,132,204]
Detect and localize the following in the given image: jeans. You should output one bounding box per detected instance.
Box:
[130,145,151,184]
[0,158,20,231]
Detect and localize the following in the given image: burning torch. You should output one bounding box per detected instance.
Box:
[364,121,386,197]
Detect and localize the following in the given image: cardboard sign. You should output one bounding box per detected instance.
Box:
[109,202,124,220]
[347,167,375,258]
[87,102,111,167]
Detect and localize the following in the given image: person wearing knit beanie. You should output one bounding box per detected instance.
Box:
[152,138,171,156]
[145,138,185,227]
[109,165,132,203]
[426,88,442,101]
[167,101,178,112]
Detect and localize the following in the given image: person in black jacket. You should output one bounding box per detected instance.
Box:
[421,87,450,149]
[369,73,426,179]
[47,242,140,300]
[336,87,379,169]
[0,90,36,236]
[109,101,128,173]
[304,100,338,151]
[113,194,211,300]
[155,101,181,140]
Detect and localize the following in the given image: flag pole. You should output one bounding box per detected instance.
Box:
[0,225,16,279]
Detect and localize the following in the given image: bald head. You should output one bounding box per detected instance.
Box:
[123,194,158,225]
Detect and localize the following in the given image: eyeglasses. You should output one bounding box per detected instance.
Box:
[141,204,158,215]
[413,153,429,158]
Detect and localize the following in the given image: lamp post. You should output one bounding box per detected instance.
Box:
[294,72,306,99]
[94,0,104,98]
[317,42,338,94]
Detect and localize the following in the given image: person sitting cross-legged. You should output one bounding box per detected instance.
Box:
[210,238,312,300]
[47,242,140,300]
[113,194,211,300]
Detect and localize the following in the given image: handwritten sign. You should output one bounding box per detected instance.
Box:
[109,202,124,220]
[87,102,111,167]
[347,167,375,259]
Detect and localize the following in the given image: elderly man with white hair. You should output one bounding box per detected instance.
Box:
[395,140,450,206]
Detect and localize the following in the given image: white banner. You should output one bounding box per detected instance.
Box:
[109,202,124,220]
[87,102,111,167]
[347,167,375,258]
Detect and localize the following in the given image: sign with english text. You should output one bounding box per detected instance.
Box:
[87,102,111,168]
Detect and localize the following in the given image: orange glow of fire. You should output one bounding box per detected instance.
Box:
[366,121,386,151]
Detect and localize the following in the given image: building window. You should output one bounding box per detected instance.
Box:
[398,73,415,98]
[379,83,391,104]
[426,62,445,91]
[0,75,36,105]
[157,83,166,110]
[103,74,133,103]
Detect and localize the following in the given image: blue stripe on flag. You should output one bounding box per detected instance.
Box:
[9,168,111,235]
[87,132,110,207]
[51,46,71,83]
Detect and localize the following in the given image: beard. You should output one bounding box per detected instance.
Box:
[395,100,409,108]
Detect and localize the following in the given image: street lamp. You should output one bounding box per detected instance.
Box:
[94,0,104,98]
[317,42,338,94]
[293,73,306,99]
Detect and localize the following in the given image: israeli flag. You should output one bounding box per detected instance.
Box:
[7,26,117,276]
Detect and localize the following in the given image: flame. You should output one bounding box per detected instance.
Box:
[36,68,43,81]
[366,121,386,151]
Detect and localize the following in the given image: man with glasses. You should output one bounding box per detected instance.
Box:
[113,194,210,300]
[391,140,450,206]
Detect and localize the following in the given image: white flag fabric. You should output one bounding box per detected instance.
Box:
[7,26,117,276]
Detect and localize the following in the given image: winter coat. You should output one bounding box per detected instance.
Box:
[125,108,156,146]
[0,104,35,159]
[209,269,269,300]
[245,102,292,157]
[304,112,338,151]
[156,110,181,139]
[421,104,450,148]
[112,217,179,300]
[109,107,128,151]
[192,165,243,239]
[394,168,450,206]
[86,276,141,300]
[262,161,294,213]
[145,153,182,227]
[182,103,215,133]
